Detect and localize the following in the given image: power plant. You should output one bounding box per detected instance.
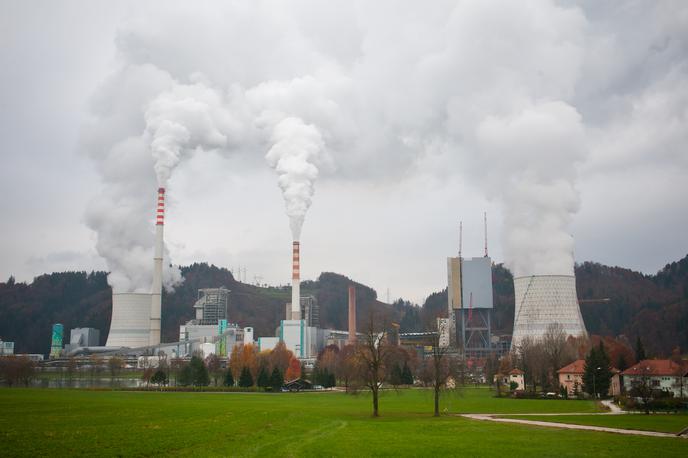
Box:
[511,275,587,348]
[446,218,494,356]
[106,187,166,348]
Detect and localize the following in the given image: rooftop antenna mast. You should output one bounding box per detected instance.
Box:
[483,211,488,257]
[459,221,463,259]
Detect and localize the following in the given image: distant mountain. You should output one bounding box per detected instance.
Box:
[1,255,686,357]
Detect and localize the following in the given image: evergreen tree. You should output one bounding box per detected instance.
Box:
[189,356,210,387]
[583,343,612,398]
[327,371,336,388]
[257,366,270,389]
[635,336,646,361]
[178,364,193,387]
[151,369,168,386]
[270,367,284,391]
[402,363,414,385]
[390,363,403,387]
[617,353,628,372]
[238,366,254,388]
[223,369,234,387]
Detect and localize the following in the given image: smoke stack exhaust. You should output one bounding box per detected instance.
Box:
[348,285,356,344]
[290,241,301,320]
[150,187,164,345]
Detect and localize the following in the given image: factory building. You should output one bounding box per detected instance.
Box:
[64,328,100,353]
[446,218,495,356]
[0,339,14,356]
[193,287,229,324]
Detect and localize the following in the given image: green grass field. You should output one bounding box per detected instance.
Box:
[501,413,688,434]
[0,387,686,457]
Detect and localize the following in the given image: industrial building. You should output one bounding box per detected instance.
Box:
[446,219,495,356]
[50,323,63,358]
[64,328,100,354]
[0,339,14,356]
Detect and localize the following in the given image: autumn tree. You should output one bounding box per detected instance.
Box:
[269,341,292,376]
[285,356,301,381]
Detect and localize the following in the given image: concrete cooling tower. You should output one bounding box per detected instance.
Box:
[105,293,153,347]
[511,275,587,349]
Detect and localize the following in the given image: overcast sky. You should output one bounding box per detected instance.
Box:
[1,0,686,304]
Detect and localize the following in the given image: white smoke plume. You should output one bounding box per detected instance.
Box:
[84,65,242,292]
[145,76,242,186]
[265,117,325,241]
[474,101,586,276]
[75,1,686,294]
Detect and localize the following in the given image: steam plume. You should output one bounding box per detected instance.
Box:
[265,117,325,240]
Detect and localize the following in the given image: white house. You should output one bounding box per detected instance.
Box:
[622,359,687,398]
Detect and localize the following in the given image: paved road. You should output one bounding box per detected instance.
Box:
[460,413,685,438]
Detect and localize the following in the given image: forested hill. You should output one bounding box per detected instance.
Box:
[1,255,687,356]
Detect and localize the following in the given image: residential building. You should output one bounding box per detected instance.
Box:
[557,359,621,396]
[622,359,688,398]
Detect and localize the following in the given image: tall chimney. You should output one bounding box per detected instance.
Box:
[348,285,356,344]
[150,187,164,346]
[290,241,301,320]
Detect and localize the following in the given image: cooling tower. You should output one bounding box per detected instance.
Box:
[290,241,301,320]
[106,293,152,347]
[149,187,165,346]
[511,275,587,349]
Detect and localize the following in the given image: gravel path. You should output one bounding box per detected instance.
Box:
[460,413,685,438]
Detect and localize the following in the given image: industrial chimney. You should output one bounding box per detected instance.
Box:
[348,285,356,344]
[149,187,165,346]
[290,241,301,320]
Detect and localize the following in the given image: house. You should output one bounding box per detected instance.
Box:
[622,359,687,399]
[494,368,525,391]
[508,368,525,390]
[557,360,621,396]
[282,378,313,392]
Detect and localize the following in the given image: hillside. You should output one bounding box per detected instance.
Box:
[1,255,687,356]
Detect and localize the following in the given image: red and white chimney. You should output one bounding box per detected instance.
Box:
[290,241,301,320]
[150,187,164,345]
[348,285,356,344]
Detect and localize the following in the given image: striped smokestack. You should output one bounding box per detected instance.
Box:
[348,285,356,344]
[150,187,164,346]
[290,241,301,320]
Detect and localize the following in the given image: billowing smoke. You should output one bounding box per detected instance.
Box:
[145,76,241,187]
[474,101,586,276]
[77,1,683,294]
[84,66,241,292]
[265,117,325,240]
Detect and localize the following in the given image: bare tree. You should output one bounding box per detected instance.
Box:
[355,314,390,417]
[542,323,575,389]
[427,321,455,416]
[108,357,124,378]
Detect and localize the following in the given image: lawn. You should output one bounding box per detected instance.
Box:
[0,387,686,457]
[500,413,688,434]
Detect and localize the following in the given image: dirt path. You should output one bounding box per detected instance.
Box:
[460,414,685,438]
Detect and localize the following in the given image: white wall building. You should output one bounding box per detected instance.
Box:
[106,293,152,348]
